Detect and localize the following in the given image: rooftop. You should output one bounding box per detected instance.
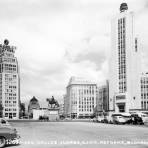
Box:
[68,76,96,86]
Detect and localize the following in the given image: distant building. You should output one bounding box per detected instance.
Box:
[28,96,40,118]
[65,77,97,118]
[64,94,68,116]
[19,102,25,118]
[0,39,20,119]
[32,97,60,121]
[59,103,64,116]
[96,81,109,115]
[141,73,148,110]
[109,3,141,113]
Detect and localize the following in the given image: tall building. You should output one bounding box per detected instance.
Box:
[141,73,148,110]
[65,77,97,118]
[0,39,20,119]
[109,3,141,113]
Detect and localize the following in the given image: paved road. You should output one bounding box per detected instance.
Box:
[7,122,148,148]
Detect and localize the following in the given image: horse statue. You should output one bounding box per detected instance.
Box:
[46,96,59,109]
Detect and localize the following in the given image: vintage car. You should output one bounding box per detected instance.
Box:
[0,118,11,128]
[0,126,20,147]
[97,116,105,123]
[130,113,148,125]
[111,113,132,124]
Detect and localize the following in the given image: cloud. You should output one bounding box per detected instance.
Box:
[144,0,148,8]
[0,0,147,104]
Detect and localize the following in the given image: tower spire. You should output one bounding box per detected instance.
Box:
[120,2,128,13]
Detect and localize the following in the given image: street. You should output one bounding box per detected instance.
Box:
[7,121,148,148]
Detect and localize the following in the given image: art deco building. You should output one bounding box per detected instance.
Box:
[109,3,141,113]
[65,77,97,118]
[0,39,20,119]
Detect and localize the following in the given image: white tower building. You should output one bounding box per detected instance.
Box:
[109,3,141,113]
[0,39,20,119]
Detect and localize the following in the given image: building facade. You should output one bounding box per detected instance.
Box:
[63,94,68,116]
[109,3,141,113]
[141,73,148,110]
[65,77,97,118]
[0,39,20,119]
[96,80,109,114]
[28,96,40,118]
[59,103,64,116]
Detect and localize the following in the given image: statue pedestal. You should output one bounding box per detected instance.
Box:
[45,108,59,121]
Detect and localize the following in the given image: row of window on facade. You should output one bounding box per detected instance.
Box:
[5,113,16,117]
[0,58,16,63]
[72,101,94,105]
[79,109,93,112]
[5,93,17,96]
[5,108,17,111]
[79,105,94,108]
[141,101,148,109]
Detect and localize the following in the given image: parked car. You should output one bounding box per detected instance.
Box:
[131,114,143,125]
[137,113,148,124]
[91,117,97,122]
[102,116,108,123]
[97,116,104,123]
[0,126,20,147]
[130,113,148,125]
[121,113,132,124]
[0,118,11,128]
[105,115,113,124]
[112,114,126,124]
[64,117,72,121]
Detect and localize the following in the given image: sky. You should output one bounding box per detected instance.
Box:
[0,0,148,104]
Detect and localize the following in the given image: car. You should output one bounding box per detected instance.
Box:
[92,117,98,122]
[0,118,11,128]
[102,117,108,123]
[137,113,148,124]
[121,113,132,124]
[131,114,143,125]
[64,117,72,121]
[0,126,20,148]
[112,114,126,124]
[97,116,104,123]
[105,115,113,124]
[130,113,148,125]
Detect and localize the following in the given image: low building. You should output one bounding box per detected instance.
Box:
[32,97,60,120]
[28,96,40,118]
[65,77,97,118]
[33,109,59,120]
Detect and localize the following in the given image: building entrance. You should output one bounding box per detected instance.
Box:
[117,104,125,112]
[9,113,12,119]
